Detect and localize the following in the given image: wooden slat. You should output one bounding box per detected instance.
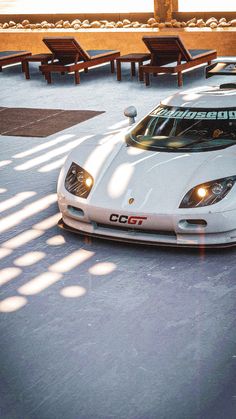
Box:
[142,36,192,62]
[43,37,90,62]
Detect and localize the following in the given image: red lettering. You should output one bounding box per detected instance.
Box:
[128,216,147,226]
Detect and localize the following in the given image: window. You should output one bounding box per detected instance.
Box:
[1,0,154,13]
[178,0,236,12]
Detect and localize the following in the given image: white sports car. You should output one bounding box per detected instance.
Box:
[58,84,236,247]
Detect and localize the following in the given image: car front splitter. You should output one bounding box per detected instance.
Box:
[58,218,236,249]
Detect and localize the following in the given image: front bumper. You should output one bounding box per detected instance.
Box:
[58,214,236,248]
[58,188,236,247]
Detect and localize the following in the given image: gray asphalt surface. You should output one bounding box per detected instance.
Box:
[0,60,236,419]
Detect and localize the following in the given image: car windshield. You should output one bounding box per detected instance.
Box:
[126,106,236,152]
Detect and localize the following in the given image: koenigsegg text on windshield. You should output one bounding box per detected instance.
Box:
[127,106,236,152]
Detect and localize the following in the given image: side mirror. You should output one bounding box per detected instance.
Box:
[124,106,137,125]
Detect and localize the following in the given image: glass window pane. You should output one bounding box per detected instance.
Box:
[179,0,236,12]
[1,0,154,13]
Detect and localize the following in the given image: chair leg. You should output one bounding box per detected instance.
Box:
[145,72,150,86]
[208,60,212,65]
[0,66,2,72]
[84,68,89,73]
[116,60,121,81]
[74,70,80,84]
[45,72,52,84]
[138,63,144,81]
[110,60,115,73]
[177,71,183,87]
[23,61,30,80]
[131,62,136,77]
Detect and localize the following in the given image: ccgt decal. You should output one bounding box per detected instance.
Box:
[109,214,147,226]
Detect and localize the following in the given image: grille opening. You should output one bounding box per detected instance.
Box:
[186,219,207,226]
[68,205,84,217]
[93,222,176,237]
[179,219,207,229]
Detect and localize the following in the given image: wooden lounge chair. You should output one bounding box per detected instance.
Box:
[0,50,31,72]
[140,36,217,87]
[39,37,120,84]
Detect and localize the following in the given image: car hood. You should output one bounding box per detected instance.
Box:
[66,138,236,213]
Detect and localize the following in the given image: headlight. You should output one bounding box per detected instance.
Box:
[65,162,93,198]
[179,176,236,208]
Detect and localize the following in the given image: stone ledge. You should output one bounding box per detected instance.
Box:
[0,13,153,24]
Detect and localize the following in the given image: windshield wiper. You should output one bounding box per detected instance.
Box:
[176,138,208,148]
[155,145,181,151]
[177,137,235,149]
